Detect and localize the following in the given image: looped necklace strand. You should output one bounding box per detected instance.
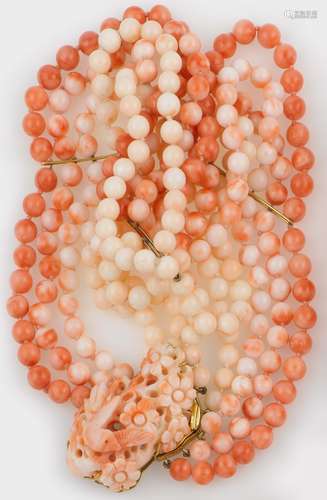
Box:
[7,4,316,492]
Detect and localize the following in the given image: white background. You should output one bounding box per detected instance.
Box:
[0,0,327,499]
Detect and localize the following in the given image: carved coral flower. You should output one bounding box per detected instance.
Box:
[100,457,141,492]
[160,414,191,453]
[159,370,196,411]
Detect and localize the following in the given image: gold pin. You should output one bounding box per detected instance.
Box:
[214,163,294,226]
[41,154,294,226]
[41,154,111,166]
[127,218,182,282]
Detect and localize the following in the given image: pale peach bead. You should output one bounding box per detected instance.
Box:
[242,337,265,358]
[242,396,264,419]
[251,66,271,87]
[222,125,244,150]
[103,176,126,199]
[254,374,273,396]
[59,246,80,269]
[264,81,284,100]
[190,440,211,461]
[237,116,254,137]
[128,140,150,163]
[153,230,176,253]
[28,303,51,326]
[128,199,150,222]
[119,18,141,42]
[241,197,258,218]
[115,77,137,98]
[240,140,256,159]
[64,72,85,96]
[115,247,135,271]
[82,184,98,207]
[212,432,233,454]
[164,189,187,211]
[198,256,220,278]
[218,344,240,367]
[267,326,288,348]
[132,40,155,61]
[218,67,239,85]
[251,290,271,313]
[231,301,253,322]
[95,350,114,371]
[229,417,250,439]
[269,278,291,301]
[134,308,155,326]
[58,294,79,316]
[157,92,181,118]
[205,390,222,410]
[231,375,253,397]
[190,240,211,263]
[260,350,281,373]
[95,100,118,124]
[91,74,114,98]
[248,168,268,192]
[221,259,242,281]
[160,50,182,73]
[68,362,90,385]
[172,248,191,272]
[239,245,260,267]
[141,20,162,42]
[160,119,183,144]
[179,32,201,55]
[155,33,178,54]
[201,412,222,435]
[89,49,111,73]
[64,316,84,340]
[271,156,292,180]
[58,223,79,244]
[119,95,141,117]
[258,116,280,141]
[216,104,238,127]
[106,281,129,305]
[220,393,241,416]
[232,58,251,80]
[86,94,101,113]
[193,311,217,336]
[236,356,258,377]
[48,114,69,137]
[76,336,96,358]
[227,178,249,203]
[262,97,283,117]
[248,266,269,288]
[209,277,228,300]
[215,367,233,389]
[49,89,70,113]
[266,254,288,277]
[59,269,79,291]
[257,142,277,165]
[162,209,185,233]
[163,167,186,190]
[77,134,97,158]
[216,83,237,105]
[136,59,157,83]
[250,314,269,337]
[99,27,121,52]
[254,211,275,232]
[185,345,201,365]
[87,161,103,183]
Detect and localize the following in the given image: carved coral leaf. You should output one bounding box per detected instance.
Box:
[114,428,155,448]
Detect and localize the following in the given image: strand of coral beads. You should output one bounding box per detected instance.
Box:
[8,4,316,492]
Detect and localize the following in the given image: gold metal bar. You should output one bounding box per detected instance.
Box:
[41,154,111,166]
[156,429,201,461]
[214,163,294,226]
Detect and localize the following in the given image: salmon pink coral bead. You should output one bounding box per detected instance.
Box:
[28,365,51,390]
[12,319,35,343]
[263,402,286,427]
[169,458,191,481]
[48,380,71,403]
[214,454,237,478]
[18,343,40,366]
[233,19,256,44]
[38,65,61,90]
[56,45,80,71]
[250,425,273,449]
[192,461,214,485]
[232,440,255,464]
[257,24,281,48]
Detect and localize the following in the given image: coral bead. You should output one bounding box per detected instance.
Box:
[192,461,214,485]
[170,458,192,481]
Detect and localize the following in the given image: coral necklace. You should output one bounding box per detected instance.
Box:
[7,4,316,492]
